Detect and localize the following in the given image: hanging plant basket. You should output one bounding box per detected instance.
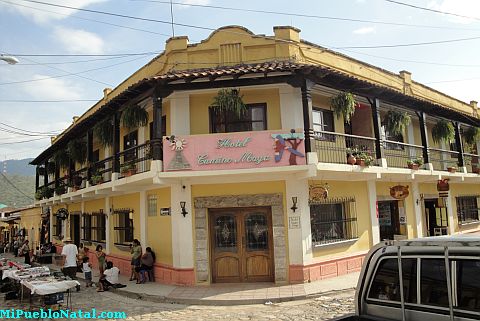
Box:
[210,88,247,117]
[383,110,411,136]
[94,118,114,147]
[432,119,455,144]
[331,92,356,124]
[46,161,56,174]
[68,139,87,164]
[463,126,480,146]
[121,104,149,129]
[53,149,69,170]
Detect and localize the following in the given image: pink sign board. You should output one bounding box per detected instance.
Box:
[163,130,306,171]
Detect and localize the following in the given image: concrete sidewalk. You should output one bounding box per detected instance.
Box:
[3,253,359,305]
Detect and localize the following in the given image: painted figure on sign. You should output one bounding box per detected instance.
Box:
[166,135,191,170]
[273,130,305,165]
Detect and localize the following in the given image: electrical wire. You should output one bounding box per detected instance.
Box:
[0,171,34,200]
[0,137,50,145]
[384,0,480,22]
[0,99,98,102]
[0,122,61,135]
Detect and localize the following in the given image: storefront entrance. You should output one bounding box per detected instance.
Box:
[424,198,449,236]
[70,214,81,247]
[209,207,274,283]
[378,200,401,240]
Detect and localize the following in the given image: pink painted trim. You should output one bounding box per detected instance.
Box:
[289,253,366,283]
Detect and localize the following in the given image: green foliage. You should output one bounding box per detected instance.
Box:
[383,110,411,136]
[54,184,66,196]
[94,118,114,147]
[331,92,356,124]
[464,126,480,146]
[121,104,149,129]
[210,89,247,117]
[356,152,374,166]
[53,149,69,170]
[432,119,455,144]
[34,186,52,200]
[47,161,56,174]
[120,163,136,173]
[407,157,423,166]
[67,139,87,164]
[0,175,35,206]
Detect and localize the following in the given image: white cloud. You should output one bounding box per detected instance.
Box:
[429,0,480,24]
[0,0,107,24]
[53,27,105,54]
[21,75,83,100]
[353,27,376,35]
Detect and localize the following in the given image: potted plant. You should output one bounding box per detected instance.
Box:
[210,88,247,117]
[35,187,54,200]
[432,119,455,144]
[383,110,411,136]
[356,152,374,167]
[68,139,87,165]
[463,126,479,146]
[331,91,356,124]
[121,104,149,129]
[53,149,70,170]
[55,184,66,196]
[94,118,114,147]
[407,157,423,170]
[121,163,137,177]
[71,175,83,191]
[447,166,457,173]
[90,172,104,186]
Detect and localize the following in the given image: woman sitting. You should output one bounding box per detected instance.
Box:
[136,247,155,284]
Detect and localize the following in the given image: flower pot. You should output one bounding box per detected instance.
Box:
[356,159,366,167]
[347,155,356,165]
[473,167,480,174]
[122,169,137,177]
[447,167,456,173]
[408,163,419,170]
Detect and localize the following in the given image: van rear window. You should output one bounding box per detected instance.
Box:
[455,259,480,312]
[421,259,449,307]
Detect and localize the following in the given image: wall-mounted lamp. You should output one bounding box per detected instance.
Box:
[128,210,134,220]
[180,201,188,217]
[291,197,298,212]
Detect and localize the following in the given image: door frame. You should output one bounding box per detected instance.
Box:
[209,206,274,283]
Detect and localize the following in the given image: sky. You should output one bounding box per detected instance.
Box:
[1,0,480,160]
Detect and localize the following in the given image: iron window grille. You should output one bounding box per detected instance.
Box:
[91,211,106,243]
[53,216,62,237]
[113,208,134,246]
[309,197,358,246]
[456,196,480,224]
[209,103,267,133]
[81,213,92,242]
[148,195,157,216]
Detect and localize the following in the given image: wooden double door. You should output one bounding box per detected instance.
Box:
[209,207,274,283]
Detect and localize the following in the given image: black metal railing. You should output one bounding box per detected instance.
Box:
[90,156,113,184]
[381,140,425,169]
[428,148,460,171]
[311,130,377,166]
[71,167,88,190]
[463,153,480,174]
[118,143,152,179]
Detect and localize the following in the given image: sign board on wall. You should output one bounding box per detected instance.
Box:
[163,130,306,172]
[289,216,301,229]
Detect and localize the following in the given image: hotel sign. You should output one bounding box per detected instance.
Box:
[163,130,305,171]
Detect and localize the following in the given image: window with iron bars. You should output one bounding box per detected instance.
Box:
[81,213,91,241]
[310,197,358,246]
[113,208,134,246]
[456,196,480,224]
[53,216,62,237]
[91,211,106,243]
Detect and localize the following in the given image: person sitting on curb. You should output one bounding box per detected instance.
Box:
[97,261,120,292]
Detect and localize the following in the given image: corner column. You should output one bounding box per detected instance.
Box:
[170,92,190,135]
[170,182,193,268]
[367,180,380,245]
[139,191,147,252]
[104,197,111,254]
[412,182,424,238]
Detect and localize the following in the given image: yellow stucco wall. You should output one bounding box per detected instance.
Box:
[19,207,42,248]
[449,183,480,234]
[146,188,172,265]
[310,181,371,261]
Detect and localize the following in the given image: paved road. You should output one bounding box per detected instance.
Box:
[2,285,355,320]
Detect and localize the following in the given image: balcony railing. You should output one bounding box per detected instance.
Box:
[382,140,424,169]
[118,143,152,179]
[71,167,88,190]
[428,148,459,171]
[91,156,113,184]
[311,130,377,166]
[464,152,480,174]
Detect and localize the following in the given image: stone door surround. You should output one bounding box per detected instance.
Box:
[194,193,286,283]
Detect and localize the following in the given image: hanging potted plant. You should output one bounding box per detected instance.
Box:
[93,118,114,147]
[463,126,479,146]
[68,139,87,164]
[46,161,56,175]
[210,88,247,117]
[407,157,423,170]
[383,110,411,136]
[432,119,455,144]
[121,104,149,129]
[331,91,356,123]
[53,149,69,170]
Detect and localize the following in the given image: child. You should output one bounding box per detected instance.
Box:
[82,256,93,287]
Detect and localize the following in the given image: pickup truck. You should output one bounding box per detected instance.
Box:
[335,236,480,321]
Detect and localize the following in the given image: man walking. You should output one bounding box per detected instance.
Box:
[61,238,78,283]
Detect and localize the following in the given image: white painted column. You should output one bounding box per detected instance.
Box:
[171,182,194,268]
[49,206,54,243]
[279,84,304,131]
[286,177,313,265]
[407,121,416,159]
[412,182,424,238]
[367,180,380,245]
[105,197,111,254]
[446,193,456,235]
[139,191,147,252]
[170,92,190,136]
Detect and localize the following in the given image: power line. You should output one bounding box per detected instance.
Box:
[0,99,98,102]
[4,52,159,57]
[0,122,61,135]
[332,35,480,49]
[0,137,50,145]
[0,171,34,200]
[384,0,480,22]
[131,0,480,31]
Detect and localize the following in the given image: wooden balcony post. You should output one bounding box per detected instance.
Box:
[112,112,120,173]
[418,111,430,164]
[371,98,384,161]
[43,160,48,188]
[454,122,465,167]
[87,130,93,181]
[301,78,314,153]
[54,161,59,190]
[35,166,40,190]
[151,92,163,160]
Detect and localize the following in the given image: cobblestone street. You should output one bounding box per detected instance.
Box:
[3,285,355,320]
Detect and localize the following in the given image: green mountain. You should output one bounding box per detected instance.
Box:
[0,158,35,176]
[0,174,35,208]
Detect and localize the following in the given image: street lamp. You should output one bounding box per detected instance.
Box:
[0,54,19,65]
